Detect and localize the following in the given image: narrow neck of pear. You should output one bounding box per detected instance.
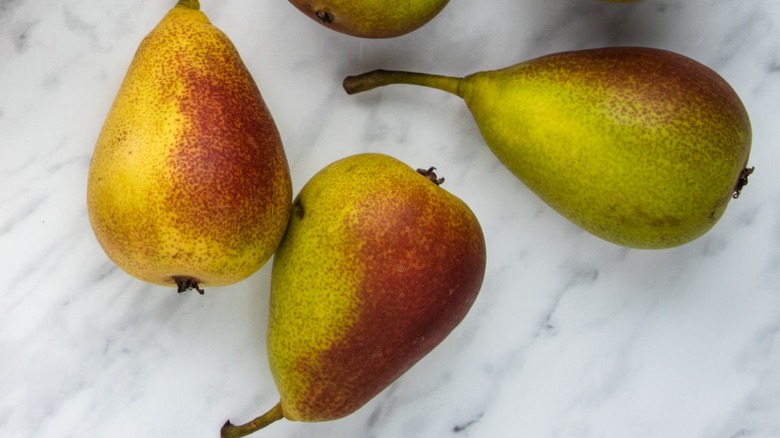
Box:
[176,0,200,10]
[343,70,465,98]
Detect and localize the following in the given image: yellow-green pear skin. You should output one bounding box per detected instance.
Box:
[343,47,753,249]
[268,153,486,422]
[288,0,449,38]
[87,0,292,292]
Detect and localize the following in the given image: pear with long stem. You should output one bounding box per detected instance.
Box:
[343,47,753,249]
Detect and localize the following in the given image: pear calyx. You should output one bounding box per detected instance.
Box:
[733,166,755,199]
[315,9,335,24]
[172,276,204,295]
[417,167,445,186]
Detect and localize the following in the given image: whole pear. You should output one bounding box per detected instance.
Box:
[343,47,753,249]
[221,153,486,437]
[287,0,450,38]
[87,0,292,293]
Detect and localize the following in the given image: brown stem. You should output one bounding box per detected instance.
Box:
[176,0,200,10]
[343,70,463,97]
[221,402,285,438]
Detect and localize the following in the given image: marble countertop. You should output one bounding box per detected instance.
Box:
[2,0,780,437]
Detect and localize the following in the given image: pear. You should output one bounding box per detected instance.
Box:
[87,0,292,293]
[221,153,486,437]
[343,47,753,249]
[287,0,450,38]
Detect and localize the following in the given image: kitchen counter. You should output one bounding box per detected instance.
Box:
[2,0,779,437]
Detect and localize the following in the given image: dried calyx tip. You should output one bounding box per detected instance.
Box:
[315,10,334,24]
[417,167,445,186]
[733,166,754,199]
[172,276,205,295]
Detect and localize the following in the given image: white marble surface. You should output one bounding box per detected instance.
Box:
[2,0,780,437]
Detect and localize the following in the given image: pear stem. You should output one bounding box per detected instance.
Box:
[343,70,464,97]
[221,402,285,438]
[176,0,200,10]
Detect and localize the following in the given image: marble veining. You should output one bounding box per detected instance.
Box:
[2,0,780,437]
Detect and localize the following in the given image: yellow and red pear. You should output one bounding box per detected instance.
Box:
[87,0,291,292]
[222,153,486,437]
[288,0,450,38]
[343,47,753,249]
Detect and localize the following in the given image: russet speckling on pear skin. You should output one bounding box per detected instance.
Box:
[221,153,486,437]
[343,47,753,249]
[87,0,292,293]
